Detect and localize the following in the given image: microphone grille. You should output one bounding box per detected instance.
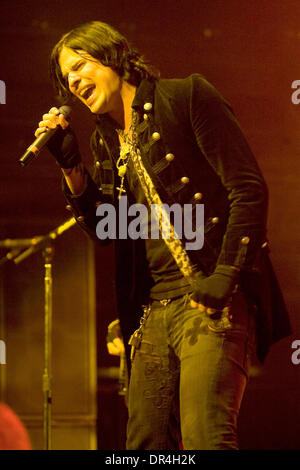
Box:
[59,105,71,117]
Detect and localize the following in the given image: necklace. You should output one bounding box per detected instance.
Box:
[116,127,133,199]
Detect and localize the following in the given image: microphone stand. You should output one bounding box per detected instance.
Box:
[42,245,53,451]
[0,217,76,450]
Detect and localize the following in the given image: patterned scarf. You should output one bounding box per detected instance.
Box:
[118,111,196,287]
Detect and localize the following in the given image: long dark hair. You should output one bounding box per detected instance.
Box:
[50,21,159,101]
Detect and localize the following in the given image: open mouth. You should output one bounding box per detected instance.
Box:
[80,85,95,102]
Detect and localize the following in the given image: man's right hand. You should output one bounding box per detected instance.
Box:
[34,107,81,169]
[35,107,69,136]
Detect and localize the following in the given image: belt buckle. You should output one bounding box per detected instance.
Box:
[160,298,171,307]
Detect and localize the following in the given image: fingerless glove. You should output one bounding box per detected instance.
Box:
[191,265,240,310]
[47,125,81,169]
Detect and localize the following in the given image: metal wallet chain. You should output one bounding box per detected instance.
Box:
[128,304,152,361]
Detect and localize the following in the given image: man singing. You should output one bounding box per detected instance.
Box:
[34,21,290,449]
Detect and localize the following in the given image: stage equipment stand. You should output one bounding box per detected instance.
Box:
[0,217,76,450]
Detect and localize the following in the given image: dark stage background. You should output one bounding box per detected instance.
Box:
[0,0,299,450]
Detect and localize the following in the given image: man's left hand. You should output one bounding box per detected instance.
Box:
[190,265,240,313]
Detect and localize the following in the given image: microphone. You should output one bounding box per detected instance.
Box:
[19,105,71,168]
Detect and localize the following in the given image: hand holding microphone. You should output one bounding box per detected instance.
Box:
[19,106,81,169]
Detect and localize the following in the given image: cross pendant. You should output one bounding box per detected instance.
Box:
[116,178,126,199]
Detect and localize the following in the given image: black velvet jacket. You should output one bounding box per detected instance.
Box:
[64,74,291,362]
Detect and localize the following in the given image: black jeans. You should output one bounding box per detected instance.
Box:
[126,290,256,450]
